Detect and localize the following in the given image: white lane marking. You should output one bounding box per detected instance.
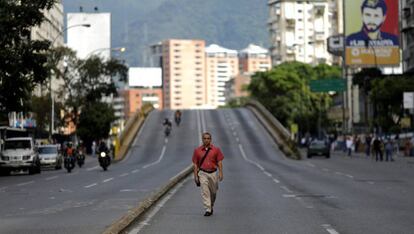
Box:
[84,183,97,188]
[263,171,272,177]
[120,189,137,192]
[368,181,375,185]
[128,178,187,234]
[273,178,280,184]
[17,181,34,186]
[322,168,330,172]
[281,186,293,193]
[283,194,296,198]
[322,224,340,234]
[120,173,129,177]
[45,176,59,181]
[233,132,237,136]
[87,166,99,171]
[142,145,166,169]
[165,138,168,144]
[335,171,344,176]
[307,163,316,167]
[236,137,239,142]
[103,178,114,183]
[132,169,140,173]
[0,186,8,191]
[238,144,265,170]
[345,174,354,179]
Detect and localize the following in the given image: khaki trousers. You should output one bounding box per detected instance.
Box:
[198,170,218,212]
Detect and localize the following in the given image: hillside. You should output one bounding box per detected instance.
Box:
[63,0,269,66]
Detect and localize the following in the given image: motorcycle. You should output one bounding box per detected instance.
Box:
[64,155,76,173]
[164,125,172,137]
[76,150,85,168]
[98,150,111,171]
[174,116,181,126]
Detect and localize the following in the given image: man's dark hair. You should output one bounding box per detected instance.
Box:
[202,132,212,139]
[361,0,387,15]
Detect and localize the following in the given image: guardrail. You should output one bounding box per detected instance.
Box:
[114,104,154,161]
[245,100,301,160]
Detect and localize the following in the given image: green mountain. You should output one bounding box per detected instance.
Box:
[63,0,269,66]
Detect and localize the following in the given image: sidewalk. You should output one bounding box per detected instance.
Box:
[331,149,414,164]
[299,147,414,164]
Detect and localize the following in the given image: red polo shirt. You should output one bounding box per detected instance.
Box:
[192,144,224,171]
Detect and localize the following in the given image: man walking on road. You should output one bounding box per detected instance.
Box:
[192,132,224,216]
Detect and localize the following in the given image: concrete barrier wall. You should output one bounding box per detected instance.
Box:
[246,100,301,160]
[114,105,154,161]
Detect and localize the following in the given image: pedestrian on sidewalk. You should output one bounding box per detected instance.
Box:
[365,134,372,157]
[346,136,353,157]
[385,138,394,162]
[373,136,383,161]
[192,132,224,216]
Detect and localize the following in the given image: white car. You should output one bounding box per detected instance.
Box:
[0,137,41,175]
[38,144,62,170]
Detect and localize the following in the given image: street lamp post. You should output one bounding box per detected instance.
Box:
[49,23,90,141]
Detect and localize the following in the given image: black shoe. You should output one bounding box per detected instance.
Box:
[204,211,212,216]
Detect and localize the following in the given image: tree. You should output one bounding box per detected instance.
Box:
[248,61,341,136]
[48,46,128,131]
[0,0,56,119]
[76,102,116,148]
[370,76,414,133]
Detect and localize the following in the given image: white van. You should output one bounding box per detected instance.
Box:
[0,137,41,175]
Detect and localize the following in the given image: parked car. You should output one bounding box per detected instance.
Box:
[307,140,330,158]
[38,144,62,170]
[0,137,41,175]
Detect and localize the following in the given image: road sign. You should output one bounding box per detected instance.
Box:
[403,92,414,109]
[309,79,346,92]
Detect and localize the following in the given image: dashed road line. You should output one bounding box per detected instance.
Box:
[281,186,293,193]
[307,163,316,167]
[17,181,34,186]
[103,178,114,183]
[45,176,59,181]
[273,178,280,184]
[322,224,340,234]
[345,174,354,179]
[120,173,129,177]
[132,169,140,174]
[87,166,99,171]
[263,171,272,177]
[84,183,97,188]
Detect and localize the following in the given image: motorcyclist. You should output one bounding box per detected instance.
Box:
[163,118,172,136]
[97,140,111,170]
[64,142,75,158]
[174,110,182,126]
[76,140,86,167]
[163,118,172,127]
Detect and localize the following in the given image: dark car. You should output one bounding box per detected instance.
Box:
[307,140,330,158]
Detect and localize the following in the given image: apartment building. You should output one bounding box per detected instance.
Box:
[205,44,239,108]
[162,39,206,109]
[402,0,414,73]
[239,44,272,73]
[268,0,338,65]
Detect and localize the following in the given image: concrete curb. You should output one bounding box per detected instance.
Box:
[102,164,193,234]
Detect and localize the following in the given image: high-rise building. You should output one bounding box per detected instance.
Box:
[31,1,64,96]
[67,12,111,60]
[268,0,339,65]
[162,39,206,109]
[205,44,239,108]
[239,44,272,73]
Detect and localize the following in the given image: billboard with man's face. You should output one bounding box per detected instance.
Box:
[345,0,399,66]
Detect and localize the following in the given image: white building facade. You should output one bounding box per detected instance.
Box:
[205,44,239,108]
[268,0,339,66]
[67,13,111,60]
